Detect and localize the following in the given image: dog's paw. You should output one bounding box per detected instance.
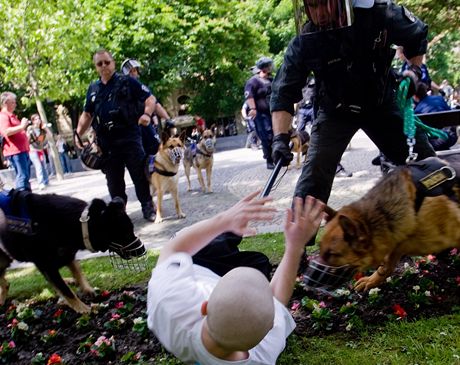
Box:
[81,286,96,296]
[177,212,186,219]
[354,276,379,292]
[64,278,77,286]
[154,216,164,224]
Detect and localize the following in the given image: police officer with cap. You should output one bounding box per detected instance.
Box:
[245,56,275,169]
[77,49,157,222]
[271,0,435,241]
[121,58,174,173]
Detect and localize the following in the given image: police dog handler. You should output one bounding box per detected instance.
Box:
[271,0,436,240]
[76,49,157,221]
[147,192,325,364]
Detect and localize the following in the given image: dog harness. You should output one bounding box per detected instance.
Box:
[0,189,34,235]
[407,157,457,211]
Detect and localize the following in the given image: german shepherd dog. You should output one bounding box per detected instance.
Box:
[0,190,144,313]
[150,132,186,223]
[319,156,460,291]
[290,130,310,169]
[183,128,216,193]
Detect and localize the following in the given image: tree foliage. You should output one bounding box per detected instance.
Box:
[0,0,458,125]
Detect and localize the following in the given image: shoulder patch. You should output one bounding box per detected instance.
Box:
[141,84,150,93]
[402,7,416,23]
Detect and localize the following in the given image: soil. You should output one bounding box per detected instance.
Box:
[1,251,459,364]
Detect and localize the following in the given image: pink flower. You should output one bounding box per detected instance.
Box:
[48,329,57,336]
[427,254,436,262]
[319,301,327,308]
[392,304,407,319]
[290,301,301,311]
[8,318,18,328]
[450,248,458,256]
[8,341,16,349]
[114,301,124,309]
[111,313,121,320]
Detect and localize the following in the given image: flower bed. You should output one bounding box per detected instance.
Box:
[0,250,459,363]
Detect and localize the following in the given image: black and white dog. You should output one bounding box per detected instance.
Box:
[0,189,146,313]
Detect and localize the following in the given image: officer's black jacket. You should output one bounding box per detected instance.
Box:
[271,2,428,115]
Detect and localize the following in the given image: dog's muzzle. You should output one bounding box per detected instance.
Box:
[168,147,183,164]
[303,256,355,291]
[204,139,214,151]
[108,237,148,272]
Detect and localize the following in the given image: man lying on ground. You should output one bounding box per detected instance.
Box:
[147,191,325,364]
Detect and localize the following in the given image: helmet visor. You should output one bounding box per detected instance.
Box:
[303,0,353,33]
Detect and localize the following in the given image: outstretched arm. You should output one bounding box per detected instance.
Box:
[158,191,276,264]
[270,196,325,305]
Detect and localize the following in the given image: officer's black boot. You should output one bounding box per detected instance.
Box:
[142,200,156,222]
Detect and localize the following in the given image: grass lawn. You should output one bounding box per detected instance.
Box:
[5,232,460,364]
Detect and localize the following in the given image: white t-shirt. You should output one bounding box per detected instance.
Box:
[147,253,295,365]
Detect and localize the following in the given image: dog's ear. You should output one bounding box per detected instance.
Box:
[89,198,107,218]
[338,215,370,251]
[108,197,126,213]
[161,132,170,145]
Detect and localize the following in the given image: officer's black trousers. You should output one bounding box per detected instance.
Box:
[294,102,436,203]
[102,141,152,207]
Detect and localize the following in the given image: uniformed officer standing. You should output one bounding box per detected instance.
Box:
[76,49,157,222]
[271,0,435,227]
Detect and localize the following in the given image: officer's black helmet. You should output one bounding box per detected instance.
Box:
[255,57,274,72]
[121,59,141,76]
[294,0,374,34]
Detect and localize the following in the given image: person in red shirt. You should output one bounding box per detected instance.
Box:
[194,115,206,135]
[0,92,31,191]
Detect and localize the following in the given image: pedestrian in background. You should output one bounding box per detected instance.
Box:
[0,92,31,191]
[27,113,49,190]
[56,134,72,174]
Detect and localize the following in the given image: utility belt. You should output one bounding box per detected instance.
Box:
[0,189,35,235]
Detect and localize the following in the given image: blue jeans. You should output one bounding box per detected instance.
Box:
[29,150,49,185]
[8,152,31,191]
[254,112,273,163]
[59,152,72,173]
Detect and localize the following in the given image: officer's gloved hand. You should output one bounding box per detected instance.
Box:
[272,133,293,166]
[401,64,422,99]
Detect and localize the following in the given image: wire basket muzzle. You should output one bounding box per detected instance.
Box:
[303,257,355,290]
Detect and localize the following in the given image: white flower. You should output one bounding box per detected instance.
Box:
[133,317,145,324]
[403,262,410,269]
[424,291,431,297]
[346,323,353,331]
[17,321,29,331]
[412,285,420,292]
[335,289,350,297]
[369,288,381,296]
[386,277,393,283]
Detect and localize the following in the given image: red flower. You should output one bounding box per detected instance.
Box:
[47,353,62,365]
[53,309,64,318]
[114,301,124,309]
[353,272,364,281]
[392,304,407,318]
[101,290,110,298]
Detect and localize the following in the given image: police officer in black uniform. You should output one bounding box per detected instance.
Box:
[271,0,435,224]
[77,49,157,222]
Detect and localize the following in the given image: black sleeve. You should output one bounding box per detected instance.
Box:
[387,2,428,59]
[270,36,311,116]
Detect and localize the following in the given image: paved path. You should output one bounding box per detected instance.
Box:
[10,130,382,266]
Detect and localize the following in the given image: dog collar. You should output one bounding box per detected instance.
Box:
[196,147,212,158]
[80,207,95,252]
